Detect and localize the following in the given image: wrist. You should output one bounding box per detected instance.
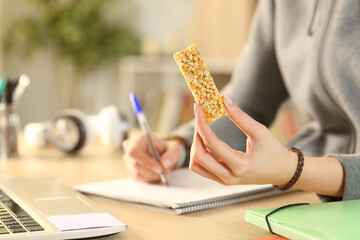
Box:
[164,136,190,168]
[177,144,187,168]
[273,147,305,191]
[272,149,298,186]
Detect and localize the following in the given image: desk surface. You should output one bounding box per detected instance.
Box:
[0,140,320,240]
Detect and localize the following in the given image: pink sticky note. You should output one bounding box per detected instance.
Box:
[47,212,126,231]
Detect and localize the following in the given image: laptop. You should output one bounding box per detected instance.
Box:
[0,177,126,239]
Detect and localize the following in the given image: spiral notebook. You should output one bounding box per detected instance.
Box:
[75,169,285,214]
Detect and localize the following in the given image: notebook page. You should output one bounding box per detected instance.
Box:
[75,169,273,209]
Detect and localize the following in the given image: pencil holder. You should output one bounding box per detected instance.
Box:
[0,104,20,159]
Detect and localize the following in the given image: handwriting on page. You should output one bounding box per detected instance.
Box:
[47,212,126,231]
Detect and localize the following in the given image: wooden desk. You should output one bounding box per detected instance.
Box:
[0,141,320,240]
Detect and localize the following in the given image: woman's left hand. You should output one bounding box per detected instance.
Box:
[190,95,297,186]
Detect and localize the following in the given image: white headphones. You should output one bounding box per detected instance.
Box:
[24,105,130,153]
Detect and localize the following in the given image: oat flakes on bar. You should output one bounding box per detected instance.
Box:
[173,44,228,123]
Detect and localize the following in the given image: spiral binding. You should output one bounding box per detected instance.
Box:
[175,187,281,214]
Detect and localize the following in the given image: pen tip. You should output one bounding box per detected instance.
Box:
[160,174,169,187]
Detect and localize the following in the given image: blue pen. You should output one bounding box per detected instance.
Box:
[129,92,169,186]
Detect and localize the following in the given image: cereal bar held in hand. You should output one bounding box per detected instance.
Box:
[173,44,228,123]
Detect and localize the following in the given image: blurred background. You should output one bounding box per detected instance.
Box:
[1,0,302,147]
[0,0,259,136]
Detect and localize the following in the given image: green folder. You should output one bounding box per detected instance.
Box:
[245,199,360,240]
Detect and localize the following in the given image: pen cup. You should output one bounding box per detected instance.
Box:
[0,104,20,159]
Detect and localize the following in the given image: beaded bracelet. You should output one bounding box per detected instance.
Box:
[273,147,304,191]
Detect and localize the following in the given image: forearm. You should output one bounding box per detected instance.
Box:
[281,154,345,197]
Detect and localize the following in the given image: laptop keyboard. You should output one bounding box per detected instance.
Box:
[0,189,44,235]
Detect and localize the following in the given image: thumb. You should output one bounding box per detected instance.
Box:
[160,140,183,170]
[223,94,263,138]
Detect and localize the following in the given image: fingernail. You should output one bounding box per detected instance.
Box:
[223,95,233,107]
[194,103,199,115]
[152,165,163,174]
[163,159,172,169]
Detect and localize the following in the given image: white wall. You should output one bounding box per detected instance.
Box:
[130,0,194,55]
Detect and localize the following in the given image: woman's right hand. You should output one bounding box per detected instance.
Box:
[122,132,184,183]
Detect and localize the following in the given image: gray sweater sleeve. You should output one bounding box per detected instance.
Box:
[172,0,288,151]
[317,154,360,202]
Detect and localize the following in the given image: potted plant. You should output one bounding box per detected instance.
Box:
[3,0,140,107]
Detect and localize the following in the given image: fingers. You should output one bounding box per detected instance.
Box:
[122,132,165,182]
[123,148,163,180]
[223,94,264,139]
[190,127,233,183]
[125,157,162,183]
[191,95,291,187]
[160,140,183,171]
[150,135,167,155]
[189,159,225,185]
[194,104,246,170]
